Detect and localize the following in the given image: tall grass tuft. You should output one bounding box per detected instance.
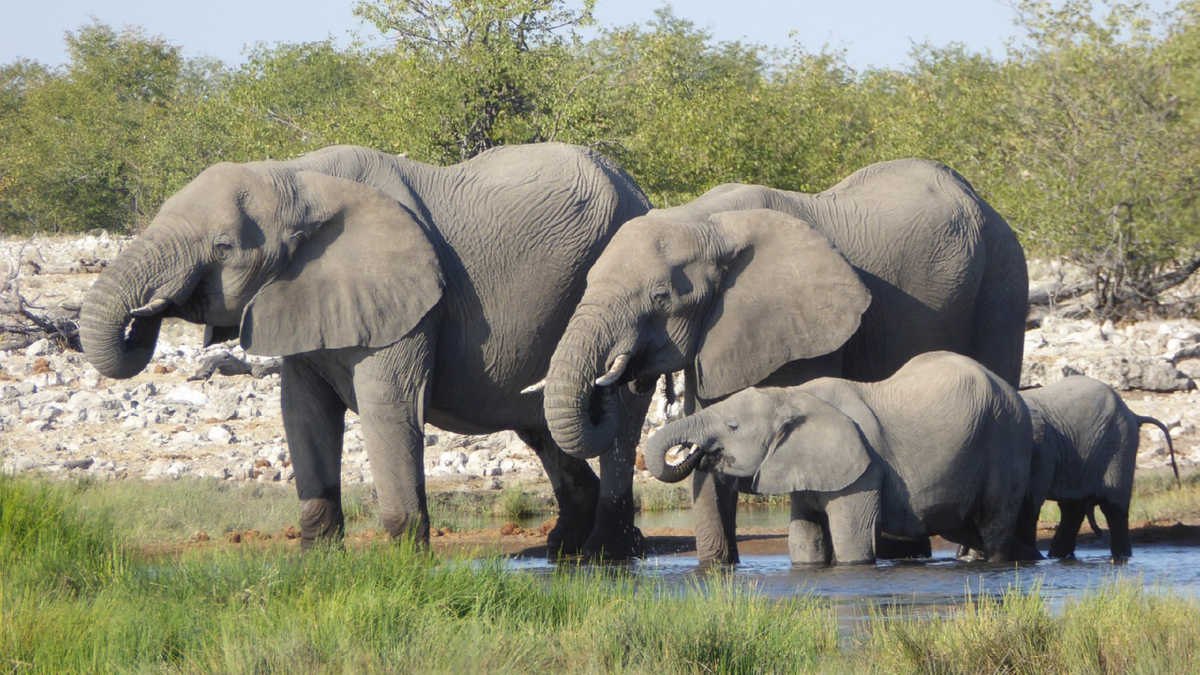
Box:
[496,487,538,521]
[856,579,1200,674]
[858,582,1057,674]
[0,476,125,593]
[1054,581,1200,674]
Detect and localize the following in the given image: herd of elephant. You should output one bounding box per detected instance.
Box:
[79,143,1177,566]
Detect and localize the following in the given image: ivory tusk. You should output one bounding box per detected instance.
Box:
[131,297,170,317]
[520,379,546,395]
[594,354,630,387]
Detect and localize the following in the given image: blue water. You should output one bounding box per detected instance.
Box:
[504,537,1200,633]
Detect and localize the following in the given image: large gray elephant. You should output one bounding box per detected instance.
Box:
[1023,376,1179,560]
[80,143,653,559]
[642,352,1037,564]
[541,159,1028,564]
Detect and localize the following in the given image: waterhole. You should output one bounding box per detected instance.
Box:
[504,507,1200,633]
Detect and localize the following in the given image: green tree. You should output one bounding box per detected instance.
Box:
[353,0,595,161]
[1001,0,1200,314]
[0,22,192,233]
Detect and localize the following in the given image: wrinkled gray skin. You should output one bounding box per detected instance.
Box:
[80,143,653,559]
[543,159,1028,564]
[643,352,1036,565]
[1023,376,1179,560]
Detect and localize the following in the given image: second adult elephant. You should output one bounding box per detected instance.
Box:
[542,159,1028,564]
[80,143,652,559]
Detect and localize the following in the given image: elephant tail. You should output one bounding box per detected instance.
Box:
[1136,415,1180,486]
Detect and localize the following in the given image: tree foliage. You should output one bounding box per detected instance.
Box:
[4,0,1200,316]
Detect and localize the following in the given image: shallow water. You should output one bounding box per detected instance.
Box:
[505,507,1200,633]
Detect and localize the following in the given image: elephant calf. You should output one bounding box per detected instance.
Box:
[644,352,1036,565]
[1023,376,1179,560]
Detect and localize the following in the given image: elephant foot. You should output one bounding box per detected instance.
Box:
[299,497,345,547]
[696,539,739,566]
[378,508,431,547]
[583,524,646,562]
[546,513,596,560]
[1008,540,1044,561]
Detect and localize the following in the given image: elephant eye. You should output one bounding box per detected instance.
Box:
[725,419,739,431]
[213,236,235,261]
[651,286,671,307]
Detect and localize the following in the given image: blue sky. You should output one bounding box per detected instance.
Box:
[0,0,1182,71]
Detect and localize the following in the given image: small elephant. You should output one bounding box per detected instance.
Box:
[643,352,1036,565]
[1023,376,1179,559]
[80,143,653,558]
[542,159,1029,563]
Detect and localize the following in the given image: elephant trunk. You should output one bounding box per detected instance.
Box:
[79,237,193,379]
[544,311,628,459]
[643,418,706,484]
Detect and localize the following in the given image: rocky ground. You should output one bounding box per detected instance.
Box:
[2,235,1198,498]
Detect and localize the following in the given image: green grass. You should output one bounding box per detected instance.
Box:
[854,581,1200,674]
[0,476,837,674]
[1039,467,1200,526]
[3,476,1200,673]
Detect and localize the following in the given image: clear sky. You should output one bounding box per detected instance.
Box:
[0,0,1182,72]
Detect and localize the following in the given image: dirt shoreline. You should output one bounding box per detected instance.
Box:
[139,517,1200,562]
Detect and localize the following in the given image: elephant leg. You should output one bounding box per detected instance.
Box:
[788,499,832,566]
[1097,499,1132,559]
[976,506,1021,563]
[692,469,740,565]
[584,387,653,561]
[353,337,434,545]
[1049,500,1088,559]
[283,356,348,546]
[1004,493,1045,561]
[824,483,880,565]
[517,428,600,560]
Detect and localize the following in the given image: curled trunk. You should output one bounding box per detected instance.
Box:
[544,314,622,459]
[642,419,705,484]
[79,239,188,379]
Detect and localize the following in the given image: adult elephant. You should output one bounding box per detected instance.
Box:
[542,159,1028,564]
[80,143,653,559]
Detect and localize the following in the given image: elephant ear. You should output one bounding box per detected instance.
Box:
[695,209,870,400]
[240,171,443,357]
[752,393,872,494]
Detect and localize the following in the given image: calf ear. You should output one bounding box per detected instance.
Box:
[696,209,870,400]
[752,393,872,494]
[240,171,443,356]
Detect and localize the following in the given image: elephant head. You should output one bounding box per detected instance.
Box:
[643,388,873,495]
[80,162,443,378]
[543,206,871,458]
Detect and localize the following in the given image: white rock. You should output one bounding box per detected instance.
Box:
[165,386,208,406]
[28,371,63,388]
[121,416,148,431]
[24,339,52,357]
[172,431,200,445]
[440,451,467,467]
[207,425,233,444]
[67,390,104,412]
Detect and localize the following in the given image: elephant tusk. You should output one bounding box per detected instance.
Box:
[594,354,631,387]
[520,379,546,395]
[131,297,170,317]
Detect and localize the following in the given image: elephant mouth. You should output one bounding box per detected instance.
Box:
[665,443,701,467]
